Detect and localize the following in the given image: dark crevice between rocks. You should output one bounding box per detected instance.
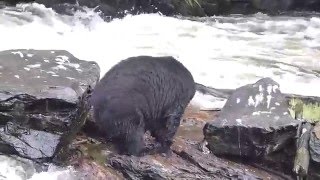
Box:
[52,86,93,165]
[250,163,294,180]
[173,146,211,173]
[0,142,20,155]
[0,95,77,133]
[27,99,76,113]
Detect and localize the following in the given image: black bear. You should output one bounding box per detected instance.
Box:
[91,56,195,156]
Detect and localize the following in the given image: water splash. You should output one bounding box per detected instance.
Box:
[0,3,320,98]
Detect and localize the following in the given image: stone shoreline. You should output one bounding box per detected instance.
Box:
[0,48,319,179]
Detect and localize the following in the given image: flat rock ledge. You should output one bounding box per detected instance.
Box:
[0,49,99,162]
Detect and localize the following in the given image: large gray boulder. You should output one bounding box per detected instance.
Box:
[0,49,99,161]
[204,78,300,173]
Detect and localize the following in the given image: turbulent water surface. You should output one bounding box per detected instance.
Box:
[0,2,320,179]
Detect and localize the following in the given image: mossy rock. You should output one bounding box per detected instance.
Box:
[172,0,206,16]
[288,98,320,123]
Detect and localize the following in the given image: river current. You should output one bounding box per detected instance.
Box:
[0,2,319,179]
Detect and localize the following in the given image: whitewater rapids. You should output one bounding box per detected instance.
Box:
[0,3,319,179]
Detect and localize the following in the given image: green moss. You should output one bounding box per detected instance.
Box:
[85,143,108,166]
[184,0,202,7]
[172,0,205,16]
[289,98,320,123]
[76,139,118,166]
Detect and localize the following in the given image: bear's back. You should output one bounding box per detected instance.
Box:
[91,56,195,119]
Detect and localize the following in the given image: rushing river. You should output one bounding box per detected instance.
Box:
[0,2,320,179]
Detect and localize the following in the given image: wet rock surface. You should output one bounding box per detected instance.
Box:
[108,145,262,180]
[203,78,300,174]
[70,157,124,180]
[77,104,290,180]
[0,49,99,161]
[310,122,320,163]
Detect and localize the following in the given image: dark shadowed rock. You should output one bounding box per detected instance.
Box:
[202,2,219,16]
[204,78,300,174]
[0,49,99,161]
[229,1,255,14]
[251,0,294,13]
[310,122,320,163]
[300,0,320,11]
[4,0,320,17]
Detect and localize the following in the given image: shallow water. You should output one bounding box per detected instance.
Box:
[0,2,320,179]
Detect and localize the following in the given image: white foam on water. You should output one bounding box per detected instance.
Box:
[0,3,319,99]
[0,155,36,180]
[0,155,78,180]
[0,161,25,180]
[28,165,77,180]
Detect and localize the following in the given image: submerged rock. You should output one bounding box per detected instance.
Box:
[0,49,99,161]
[203,78,300,173]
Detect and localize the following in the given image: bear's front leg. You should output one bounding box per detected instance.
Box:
[117,126,146,156]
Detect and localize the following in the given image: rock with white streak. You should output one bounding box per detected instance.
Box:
[0,49,99,161]
[203,77,300,174]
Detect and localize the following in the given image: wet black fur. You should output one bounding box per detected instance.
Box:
[91,56,195,156]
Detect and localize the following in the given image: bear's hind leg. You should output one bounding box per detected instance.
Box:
[151,105,184,155]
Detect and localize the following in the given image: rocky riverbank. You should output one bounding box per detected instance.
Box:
[0,49,319,179]
[1,0,320,20]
